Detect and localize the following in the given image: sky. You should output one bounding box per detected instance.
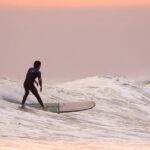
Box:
[0,0,150,7]
[0,1,150,81]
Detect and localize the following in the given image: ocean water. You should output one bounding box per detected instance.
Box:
[0,76,150,141]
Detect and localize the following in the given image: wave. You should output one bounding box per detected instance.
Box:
[0,76,150,141]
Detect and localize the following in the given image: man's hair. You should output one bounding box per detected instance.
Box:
[34,60,41,68]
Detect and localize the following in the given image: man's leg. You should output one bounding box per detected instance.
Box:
[21,87,29,107]
[30,85,44,107]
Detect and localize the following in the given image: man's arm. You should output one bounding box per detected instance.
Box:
[38,77,42,92]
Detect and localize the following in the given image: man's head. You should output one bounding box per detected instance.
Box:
[34,60,41,70]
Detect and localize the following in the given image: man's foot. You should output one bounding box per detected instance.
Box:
[42,106,47,111]
[20,105,25,109]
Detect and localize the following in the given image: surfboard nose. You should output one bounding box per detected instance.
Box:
[58,101,96,113]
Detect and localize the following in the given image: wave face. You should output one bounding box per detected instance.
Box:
[0,76,150,141]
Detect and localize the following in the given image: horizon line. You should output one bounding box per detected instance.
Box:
[0,5,150,9]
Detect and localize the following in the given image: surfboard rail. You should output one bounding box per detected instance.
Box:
[28,101,96,113]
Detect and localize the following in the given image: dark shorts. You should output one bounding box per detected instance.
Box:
[24,83,38,96]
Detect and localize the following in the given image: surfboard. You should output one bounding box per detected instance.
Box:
[28,101,96,113]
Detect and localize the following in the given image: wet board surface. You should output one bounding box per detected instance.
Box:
[27,101,96,113]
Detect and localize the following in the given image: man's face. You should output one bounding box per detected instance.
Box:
[37,65,41,70]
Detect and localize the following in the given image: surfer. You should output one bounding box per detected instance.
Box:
[21,60,45,109]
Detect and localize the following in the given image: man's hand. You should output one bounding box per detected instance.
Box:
[40,87,42,92]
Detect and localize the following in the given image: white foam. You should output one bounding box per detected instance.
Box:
[0,76,150,141]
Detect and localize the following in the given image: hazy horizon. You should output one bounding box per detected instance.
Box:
[0,7,150,80]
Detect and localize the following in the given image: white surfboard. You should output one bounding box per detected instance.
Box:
[28,101,96,113]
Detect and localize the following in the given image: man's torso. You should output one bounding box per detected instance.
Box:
[24,67,41,86]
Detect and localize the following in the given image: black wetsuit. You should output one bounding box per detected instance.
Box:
[22,67,44,107]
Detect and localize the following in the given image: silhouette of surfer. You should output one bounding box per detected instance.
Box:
[21,61,45,109]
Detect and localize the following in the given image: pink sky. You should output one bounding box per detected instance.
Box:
[0,7,150,80]
[0,0,150,7]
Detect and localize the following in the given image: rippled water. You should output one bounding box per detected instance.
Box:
[0,76,150,141]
